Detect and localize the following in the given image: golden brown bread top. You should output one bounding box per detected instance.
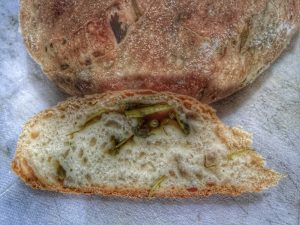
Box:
[20,0,300,102]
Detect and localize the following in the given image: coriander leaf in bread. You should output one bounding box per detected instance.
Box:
[11,90,281,198]
[20,0,300,102]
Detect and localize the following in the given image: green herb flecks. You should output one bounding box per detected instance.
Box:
[125,104,173,118]
[149,175,167,197]
[227,148,254,160]
[175,113,190,135]
[55,161,66,181]
[108,134,134,156]
[67,109,107,136]
[64,141,76,150]
[204,155,217,168]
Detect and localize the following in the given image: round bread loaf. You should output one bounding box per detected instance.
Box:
[20,0,300,102]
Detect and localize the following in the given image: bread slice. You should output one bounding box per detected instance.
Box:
[11,90,281,198]
[20,0,300,102]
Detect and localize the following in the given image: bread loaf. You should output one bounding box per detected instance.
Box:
[20,0,300,102]
[11,90,281,198]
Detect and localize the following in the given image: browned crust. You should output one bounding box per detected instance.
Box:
[20,0,300,102]
[12,161,279,198]
[11,90,281,198]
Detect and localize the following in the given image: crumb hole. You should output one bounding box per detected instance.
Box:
[78,148,84,158]
[92,51,103,57]
[62,149,70,159]
[126,149,132,154]
[101,142,107,149]
[60,64,69,70]
[90,137,97,146]
[85,58,92,65]
[141,162,155,171]
[105,120,121,129]
[169,170,176,177]
[138,151,146,158]
[85,174,91,182]
[195,172,203,180]
[83,157,88,164]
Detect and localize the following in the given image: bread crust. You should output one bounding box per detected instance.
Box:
[11,90,281,198]
[20,0,300,102]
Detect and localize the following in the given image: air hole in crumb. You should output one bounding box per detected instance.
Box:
[85,174,91,182]
[60,64,69,70]
[83,157,88,164]
[62,149,70,159]
[118,176,125,181]
[90,137,97,146]
[141,162,155,171]
[138,152,146,158]
[195,173,203,180]
[169,170,176,177]
[126,149,132,154]
[85,58,92,65]
[206,181,216,187]
[105,120,121,129]
[150,152,157,157]
[60,114,65,119]
[210,95,216,101]
[101,142,107,149]
[78,149,84,158]
[92,51,103,57]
